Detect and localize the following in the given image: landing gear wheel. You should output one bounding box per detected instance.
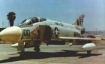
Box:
[87,50,91,55]
[34,45,40,52]
[19,49,25,57]
[34,40,40,53]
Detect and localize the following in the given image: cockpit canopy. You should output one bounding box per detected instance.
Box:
[19,17,47,26]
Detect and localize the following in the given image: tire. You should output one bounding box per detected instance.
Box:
[87,50,91,55]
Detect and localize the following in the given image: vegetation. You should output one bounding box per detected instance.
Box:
[7,12,16,26]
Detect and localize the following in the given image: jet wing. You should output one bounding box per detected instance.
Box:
[59,37,101,40]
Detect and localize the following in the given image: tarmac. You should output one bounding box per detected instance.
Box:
[0,41,105,64]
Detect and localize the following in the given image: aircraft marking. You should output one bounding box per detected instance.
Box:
[31,27,39,37]
[23,29,30,36]
[55,22,64,26]
[54,27,60,37]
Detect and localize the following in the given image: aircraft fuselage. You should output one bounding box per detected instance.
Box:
[20,20,84,42]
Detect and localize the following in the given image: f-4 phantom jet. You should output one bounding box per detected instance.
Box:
[0,14,100,56]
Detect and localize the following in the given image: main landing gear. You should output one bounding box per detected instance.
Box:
[87,50,91,55]
[34,40,41,53]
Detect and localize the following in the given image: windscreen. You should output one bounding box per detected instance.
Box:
[20,17,39,25]
[19,17,47,26]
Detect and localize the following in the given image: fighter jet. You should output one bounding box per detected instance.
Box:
[0,14,100,56]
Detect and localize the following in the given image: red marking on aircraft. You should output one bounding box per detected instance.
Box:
[31,27,39,37]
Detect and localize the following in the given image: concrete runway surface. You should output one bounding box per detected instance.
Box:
[0,42,105,64]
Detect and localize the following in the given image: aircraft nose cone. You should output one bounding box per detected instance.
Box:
[0,26,22,42]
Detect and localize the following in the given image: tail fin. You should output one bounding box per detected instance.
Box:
[73,14,85,27]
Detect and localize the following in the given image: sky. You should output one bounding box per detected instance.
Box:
[0,0,105,31]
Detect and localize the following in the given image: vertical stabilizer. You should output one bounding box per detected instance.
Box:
[73,14,85,27]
